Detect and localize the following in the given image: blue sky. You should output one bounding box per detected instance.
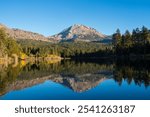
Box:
[0,0,150,36]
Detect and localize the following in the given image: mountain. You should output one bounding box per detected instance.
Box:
[0,23,112,43]
[0,23,51,42]
[49,24,110,42]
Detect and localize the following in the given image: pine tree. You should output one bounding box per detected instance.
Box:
[124,30,132,47]
[112,29,122,46]
[141,26,149,44]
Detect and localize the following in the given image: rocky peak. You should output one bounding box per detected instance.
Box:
[50,24,107,42]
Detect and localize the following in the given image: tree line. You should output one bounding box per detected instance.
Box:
[18,40,112,58]
[112,26,150,56]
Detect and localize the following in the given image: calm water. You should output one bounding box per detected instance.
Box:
[0,59,150,100]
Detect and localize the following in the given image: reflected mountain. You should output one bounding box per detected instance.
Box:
[0,60,113,95]
[0,59,150,97]
[51,74,109,93]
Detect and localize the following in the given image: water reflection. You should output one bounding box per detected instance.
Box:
[0,59,150,99]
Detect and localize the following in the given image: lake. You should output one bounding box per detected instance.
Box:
[0,59,150,100]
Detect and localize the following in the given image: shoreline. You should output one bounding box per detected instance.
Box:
[1,54,150,65]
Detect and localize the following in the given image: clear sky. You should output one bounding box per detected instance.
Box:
[0,0,150,36]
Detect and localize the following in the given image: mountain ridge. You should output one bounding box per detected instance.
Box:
[0,23,51,42]
[0,23,111,43]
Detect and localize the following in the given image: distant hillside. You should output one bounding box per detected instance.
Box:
[49,24,111,42]
[0,23,51,42]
